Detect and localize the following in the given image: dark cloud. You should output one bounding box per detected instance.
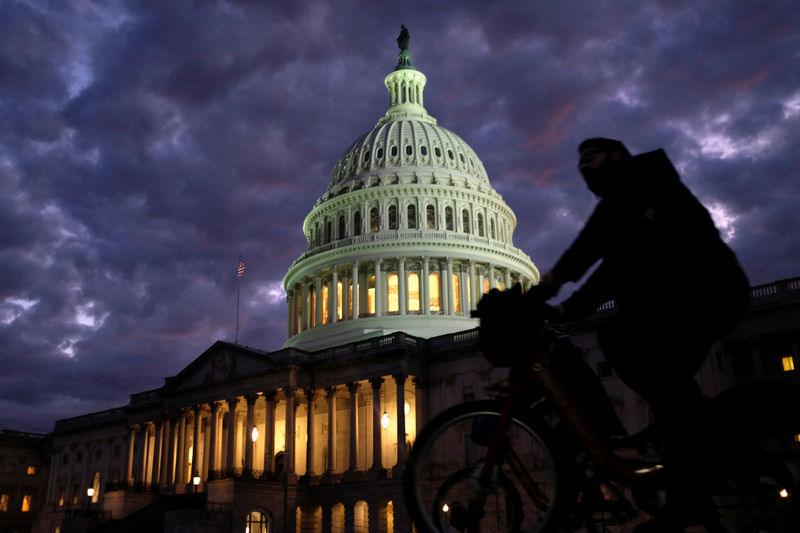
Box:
[1,0,798,433]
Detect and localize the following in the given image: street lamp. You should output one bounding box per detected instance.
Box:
[192,474,201,493]
[86,487,94,513]
[381,410,390,430]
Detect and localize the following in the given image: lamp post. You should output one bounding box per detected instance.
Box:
[192,474,201,493]
[85,487,94,514]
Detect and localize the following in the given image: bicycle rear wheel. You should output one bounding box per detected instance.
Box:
[404,400,567,533]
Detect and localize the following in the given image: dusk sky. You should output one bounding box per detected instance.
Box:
[2,1,799,433]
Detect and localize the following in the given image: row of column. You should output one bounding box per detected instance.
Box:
[125,375,415,490]
[288,258,530,336]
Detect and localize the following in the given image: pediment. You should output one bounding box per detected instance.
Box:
[164,341,281,393]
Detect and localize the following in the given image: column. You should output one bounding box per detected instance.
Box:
[225,398,238,475]
[370,378,383,470]
[461,266,470,316]
[352,261,360,319]
[326,387,337,473]
[331,267,339,323]
[446,258,454,315]
[176,411,187,486]
[342,271,350,320]
[263,392,276,475]
[137,425,148,484]
[347,382,359,471]
[207,402,219,477]
[488,263,496,290]
[505,268,512,290]
[440,261,449,315]
[126,425,137,484]
[374,258,382,316]
[305,389,316,476]
[469,260,477,311]
[315,274,322,326]
[45,449,58,504]
[190,407,201,483]
[166,416,176,486]
[153,420,164,485]
[398,258,406,315]
[422,257,430,315]
[244,394,257,474]
[285,388,296,476]
[393,375,408,468]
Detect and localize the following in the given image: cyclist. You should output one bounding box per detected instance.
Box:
[510,138,749,532]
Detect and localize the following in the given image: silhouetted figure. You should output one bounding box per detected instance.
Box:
[538,138,750,531]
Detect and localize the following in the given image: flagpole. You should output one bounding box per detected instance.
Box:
[235,254,242,343]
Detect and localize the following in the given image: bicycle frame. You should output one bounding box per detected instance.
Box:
[477,339,665,501]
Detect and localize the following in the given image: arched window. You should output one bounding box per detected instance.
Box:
[370,207,379,233]
[408,273,420,312]
[452,273,461,312]
[337,280,343,320]
[387,274,399,313]
[322,285,329,324]
[388,205,397,230]
[445,207,454,231]
[368,275,376,315]
[338,215,346,239]
[429,273,440,312]
[478,213,484,237]
[407,205,417,229]
[490,218,496,239]
[295,291,302,334]
[354,501,369,533]
[426,205,436,229]
[354,211,362,236]
[325,220,332,244]
[462,209,470,233]
[246,510,269,533]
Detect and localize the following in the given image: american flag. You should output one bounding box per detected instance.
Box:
[237,259,246,277]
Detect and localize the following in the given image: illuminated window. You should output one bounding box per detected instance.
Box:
[783,356,795,372]
[368,276,376,315]
[795,434,800,443]
[462,209,470,233]
[21,494,32,512]
[322,285,329,324]
[477,213,484,237]
[311,291,316,328]
[445,207,453,230]
[246,510,268,533]
[389,205,397,230]
[92,472,100,502]
[452,274,461,312]
[429,273,440,312]
[349,283,353,319]
[58,488,64,507]
[408,273,420,312]
[0,494,8,511]
[337,281,343,320]
[353,211,361,236]
[407,205,417,229]
[370,207,379,233]
[26,465,36,475]
[387,274,399,313]
[466,275,471,308]
[426,205,436,229]
[484,279,490,294]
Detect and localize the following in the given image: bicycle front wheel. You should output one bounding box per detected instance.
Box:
[404,400,567,533]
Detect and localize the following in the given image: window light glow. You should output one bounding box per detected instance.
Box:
[442,503,449,513]
[251,426,259,443]
[780,488,789,498]
[404,401,411,416]
[782,356,795,372]
[381,411,390,430]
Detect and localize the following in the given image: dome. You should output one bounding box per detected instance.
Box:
[282,32,539,352]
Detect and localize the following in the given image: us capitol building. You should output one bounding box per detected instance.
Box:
[6,29,799,533]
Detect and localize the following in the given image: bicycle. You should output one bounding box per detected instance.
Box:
[403,293,800,533]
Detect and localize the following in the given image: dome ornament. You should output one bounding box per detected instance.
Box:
[395,24,415,71]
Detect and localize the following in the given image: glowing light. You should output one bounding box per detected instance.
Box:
[404,401,411,416]
[86,488,95,498]
[634,464,663,474]
[782,356,795,372]
[442,504,449,513]
[780,488,789,498]
[381,411,390,429]
[251,426,259,442]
